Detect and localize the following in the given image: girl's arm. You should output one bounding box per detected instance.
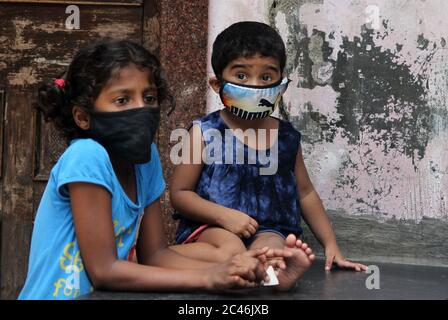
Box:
[169,124,259,239]
[135,196,215,269]
[136,196,290,276]
[294,146,367,272]
[69,182,267,292]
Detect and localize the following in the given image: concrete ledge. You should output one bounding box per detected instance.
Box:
[302,211,448,267]
[79,260,448,300]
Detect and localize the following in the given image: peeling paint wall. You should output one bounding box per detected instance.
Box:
[208,0,448,265]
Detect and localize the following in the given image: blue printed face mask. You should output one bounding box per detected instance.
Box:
[219,77,290,120]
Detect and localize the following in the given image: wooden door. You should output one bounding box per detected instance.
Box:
[0,0,160,299]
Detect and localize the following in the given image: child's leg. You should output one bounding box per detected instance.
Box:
[170,227,247,263]
[248,232,315,291]
[248,232,286,268]
[249,232,285,250]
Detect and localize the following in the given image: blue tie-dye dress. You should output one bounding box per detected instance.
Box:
[174,110,303,244]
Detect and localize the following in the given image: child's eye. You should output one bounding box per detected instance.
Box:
[236,73,247,80]
[261,75,273,81]
[144,95,158,104]
[115,97,129,105]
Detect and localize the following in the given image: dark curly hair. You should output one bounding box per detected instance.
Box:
[211,21,286,79]
[36,39,174,142]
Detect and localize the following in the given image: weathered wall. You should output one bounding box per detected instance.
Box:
[208,0,448,266]
[158,0,209,245]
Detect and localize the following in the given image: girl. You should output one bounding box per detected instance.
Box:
[170,22,367,291]
[18,40,286,300]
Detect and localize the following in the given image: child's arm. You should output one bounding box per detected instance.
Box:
[294,146,367,272]
[69,182,267,292]
[136,198,214,269]
[170,124,259,239]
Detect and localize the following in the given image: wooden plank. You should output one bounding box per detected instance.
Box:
[142,0,160,56]
[0,3,143,182]
[0,89,4,179]
[33,110,71,182]
[0,91,36,299]
[0,89,4,297]
[0,91,4,290]
[0,217,34,299]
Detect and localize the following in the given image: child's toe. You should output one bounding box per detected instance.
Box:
[285,234,296,247]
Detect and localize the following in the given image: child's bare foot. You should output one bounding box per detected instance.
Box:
[275,234,315,291]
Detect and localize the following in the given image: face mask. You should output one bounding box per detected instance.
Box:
[219,77,290,120]
[85,106,160,164]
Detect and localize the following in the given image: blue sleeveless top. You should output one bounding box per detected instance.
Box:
[174,110,303,243]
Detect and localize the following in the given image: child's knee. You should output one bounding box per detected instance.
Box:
[249,232,285,250]
[198,227,247,260]
[218,242,247,260]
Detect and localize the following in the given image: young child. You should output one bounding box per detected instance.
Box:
[170,22,367,291]
[18,40,289,300]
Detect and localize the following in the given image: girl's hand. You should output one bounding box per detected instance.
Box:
[260,247,294,271]
[220,209,259,239]
[325,243,368,272]
[205,247,270,291]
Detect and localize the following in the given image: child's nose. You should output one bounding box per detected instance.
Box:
[247,78,264,86]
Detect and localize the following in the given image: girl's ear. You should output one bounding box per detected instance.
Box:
[72,106,91,130]
[208,76,221,93]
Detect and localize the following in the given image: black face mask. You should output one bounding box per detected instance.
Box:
[85,106,161,164]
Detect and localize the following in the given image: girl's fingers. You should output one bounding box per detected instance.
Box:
[336,259,367,272]
[233,266,256,281]
[249,218,259,230]
[267,258,286,270]
[266,248,293,259]
[246,270,257,282]
[325,256,335,271]
[242,230,251,238]
[253,263,268,282]
[232,276,256,289]
[230,275,242,288]
[247,224,257,235]
[352,262,368,271]
[352,263,367,272]
[245,246,269,258]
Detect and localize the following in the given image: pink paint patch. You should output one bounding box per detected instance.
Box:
[128,245,136,262]
[182,224,210,244]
